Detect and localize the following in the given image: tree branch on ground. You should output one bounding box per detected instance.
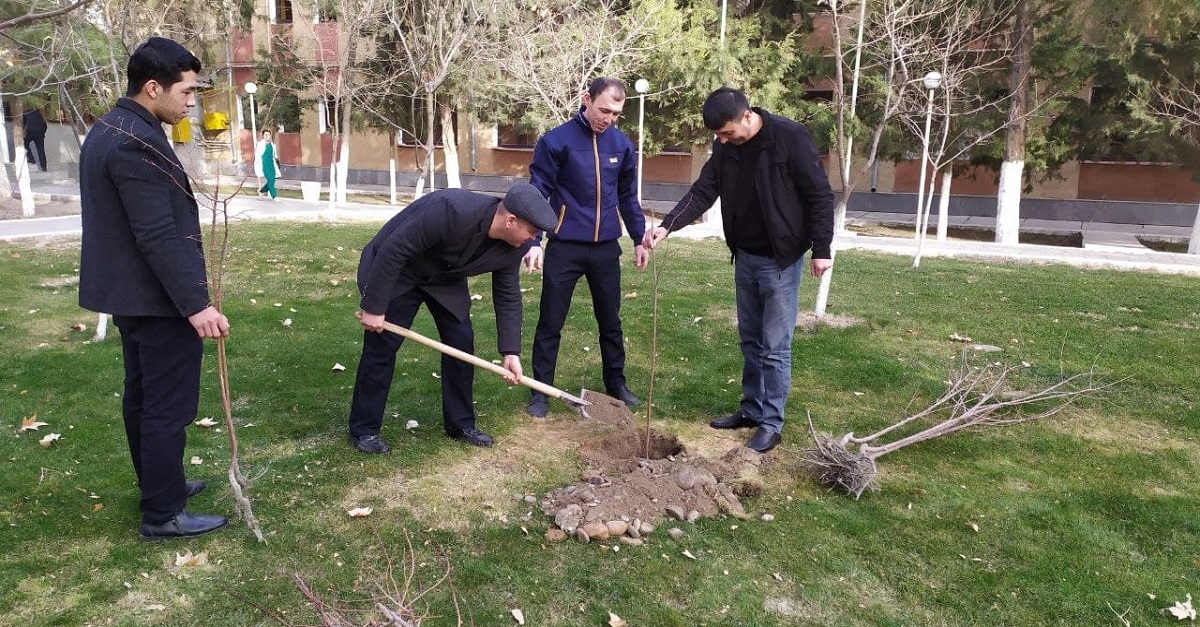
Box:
[282,531,463,626]
[801,356,1114,498]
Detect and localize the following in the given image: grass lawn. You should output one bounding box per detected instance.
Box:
[1,222,1197,626]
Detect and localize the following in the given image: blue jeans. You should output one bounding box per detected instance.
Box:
[734,250,802,434]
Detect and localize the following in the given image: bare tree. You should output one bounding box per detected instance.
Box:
[472,0,679,132]
[367,0,496,195]
[802,358,1113,498]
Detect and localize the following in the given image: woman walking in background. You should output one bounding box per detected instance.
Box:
[254,130,282,200]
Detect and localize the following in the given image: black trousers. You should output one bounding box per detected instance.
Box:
[531,239,627,394]
[24,135,47,171]
[349,288,476,438]
[113,315,202,525]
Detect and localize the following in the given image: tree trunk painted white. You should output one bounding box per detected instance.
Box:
[996,0,1031,245]
[93,313,108,342]
[441,104,461,189]
[0,94,9,163]
[912,168,939,268]
[936,169,953,241]
[327,156,338,209]
[335,101,352,205]
[1189,201,1200,254]
[996,160,1024,244]
[425,91,437,194]
[15,148,35,217]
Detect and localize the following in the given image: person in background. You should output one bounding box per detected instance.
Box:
[642,87,835,453]
[349,183,558,453]
[254,129,282,200]
[523,77,648,419]
[22,107,48,172]
[79,37,229,540]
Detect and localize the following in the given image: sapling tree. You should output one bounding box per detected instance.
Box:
[802,357,1112,498]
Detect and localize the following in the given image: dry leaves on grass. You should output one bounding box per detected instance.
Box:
[39,433,61,446]
[1168,594,1196,620]
[20,414,48,431]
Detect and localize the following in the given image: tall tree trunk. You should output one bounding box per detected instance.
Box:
[936,169,953,241]
[425,90,437,194]
[441,101,461,189]
[995,0,1032,245]
[1189,202,1200,254]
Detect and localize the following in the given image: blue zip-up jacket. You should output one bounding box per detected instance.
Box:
[529,108,646,245]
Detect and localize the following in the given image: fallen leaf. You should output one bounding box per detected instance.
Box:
[404,420,419,430]
[949,333,973,343]
[471,294,483,301]
[20,414,48,431]
[92,503,104,512]
[510,608,525,625]
[968,522,980,533]
[175,550,208,567]
[347,507,373,517]
[853,391,864,397]
[1167,594,1196,620]
[773,573,783,581]
[39,433,61,447]
[624,292,637,299]
[190,456,203,465]
[71,323,87,332]
[282,318,293,326]
[194,417,218,427]
[431,372,441,379]
[608,611,627,627]
[331,363,346,372]
[682,550,697,560]
[692,317,702,323]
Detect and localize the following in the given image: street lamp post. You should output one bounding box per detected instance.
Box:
[243,81,258,165]
[634,78,649,206]
[913,71,941,242]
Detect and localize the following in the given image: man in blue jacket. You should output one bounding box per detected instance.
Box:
[524,77,648,418]
[643,87,835,453]
[80,37,229,540]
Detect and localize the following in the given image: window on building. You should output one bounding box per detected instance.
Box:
[273,0,293,24]
[496,124,538,148]
[393,96,451,147]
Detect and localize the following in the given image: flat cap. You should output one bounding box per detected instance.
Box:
[502,183,557,232]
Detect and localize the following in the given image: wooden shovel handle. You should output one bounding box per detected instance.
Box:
[378,320,587,406]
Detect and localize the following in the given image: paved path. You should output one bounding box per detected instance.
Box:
[4,175,1199,276]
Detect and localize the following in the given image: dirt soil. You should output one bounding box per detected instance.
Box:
[537,394,773,542]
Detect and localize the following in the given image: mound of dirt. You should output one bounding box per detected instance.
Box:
[539,420,772,543]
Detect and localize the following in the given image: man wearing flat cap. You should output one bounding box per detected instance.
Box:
[349,183,557,452]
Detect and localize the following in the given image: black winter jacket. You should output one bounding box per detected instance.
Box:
[659,108,835,268]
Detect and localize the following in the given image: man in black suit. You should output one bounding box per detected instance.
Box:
[21,108,48,171]
[350,183,557,453]
[79,37,229,540]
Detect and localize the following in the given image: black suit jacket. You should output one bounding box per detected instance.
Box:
[358,189,532,355]
[79,98,211,318]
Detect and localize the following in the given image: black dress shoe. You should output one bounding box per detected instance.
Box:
[138,511,228,541]
[185,480,206,498]
[710,411,759,430]
[608,386,641,407]
[448,427,494,447]
[745,427,782,453]
[351,434,391,453]
[527,393,548,418]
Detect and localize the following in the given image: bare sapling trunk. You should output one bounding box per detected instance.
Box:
[802,357,1113,498]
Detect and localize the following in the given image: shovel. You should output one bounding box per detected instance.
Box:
[377,319,590,410]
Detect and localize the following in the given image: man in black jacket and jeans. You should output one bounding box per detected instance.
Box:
[643,87,835,453]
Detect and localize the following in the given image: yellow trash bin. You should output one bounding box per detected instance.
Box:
[171,117,192,143]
